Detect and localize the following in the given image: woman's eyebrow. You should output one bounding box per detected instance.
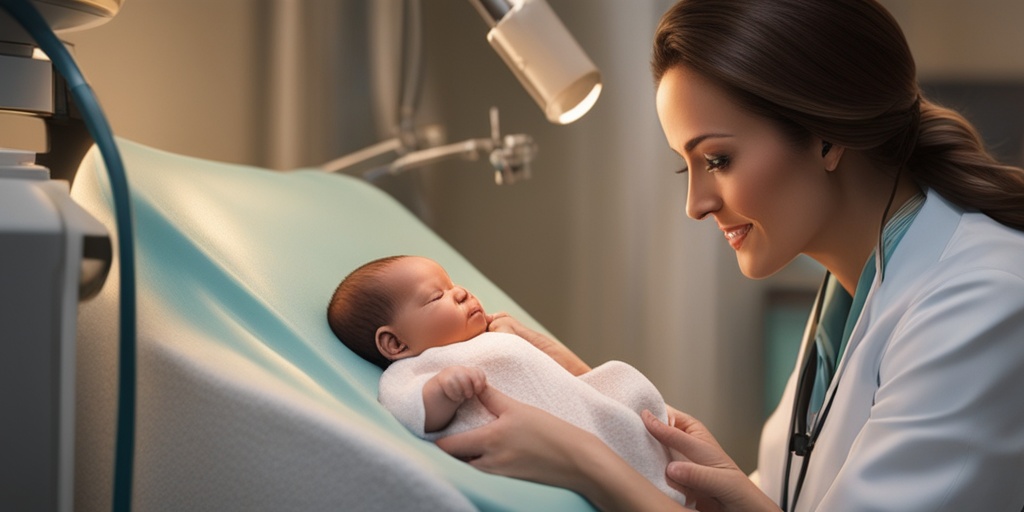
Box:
[684,133,733,152]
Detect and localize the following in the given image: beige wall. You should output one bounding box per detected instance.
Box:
[62,0,267,167]
[883,0,1024,80]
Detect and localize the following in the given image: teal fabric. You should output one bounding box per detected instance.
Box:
[77,139,595,511]
[809,277,852,415]
[810,193,926,417]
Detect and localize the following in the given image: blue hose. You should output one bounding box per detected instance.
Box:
[0,1,137,511]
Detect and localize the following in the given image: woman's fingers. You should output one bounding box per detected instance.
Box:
[667,461,729,497]
[669,461,781,512]
[434,426,485,462]
[435,386,513,461]
[475,384,513,415]
[643,410,730,468]
[436,385,595,488]
[646,410,781,512]
[665,406,726,452]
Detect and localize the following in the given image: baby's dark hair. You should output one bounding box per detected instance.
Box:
[326,255,408,369]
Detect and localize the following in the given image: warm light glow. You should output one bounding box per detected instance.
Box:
[556,82,601,125]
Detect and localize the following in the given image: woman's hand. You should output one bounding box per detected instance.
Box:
[437,386,685,511]
[486,312,591,375]
[644,409,781,512]
[435,385,593,488]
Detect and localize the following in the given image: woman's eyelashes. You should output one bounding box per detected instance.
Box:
[674,153,730,174]
[703,153,730,172]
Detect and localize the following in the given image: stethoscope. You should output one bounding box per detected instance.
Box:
[779,271,838,512]
[777,170,895,511]
[775,159,918,511]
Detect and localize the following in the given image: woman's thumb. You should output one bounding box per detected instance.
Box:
[476,385,513,416]
[667,461,734,499]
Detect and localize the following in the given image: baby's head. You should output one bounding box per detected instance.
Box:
[327,255,488,369]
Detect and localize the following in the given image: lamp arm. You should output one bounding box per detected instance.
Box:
[363,106,536,185]
[319,138,402,174]
[364,138,494,181]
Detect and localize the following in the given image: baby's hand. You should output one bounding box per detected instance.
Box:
[436,366,487,403]
[486,312,524,335]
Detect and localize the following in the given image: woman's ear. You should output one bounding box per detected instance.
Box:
[376,326,408,361]
[822,140,845,172]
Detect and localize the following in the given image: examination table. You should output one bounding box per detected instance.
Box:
[71,140,597,511]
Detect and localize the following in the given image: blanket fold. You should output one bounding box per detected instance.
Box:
[379,332,688,505]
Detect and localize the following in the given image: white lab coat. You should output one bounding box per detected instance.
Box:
[758,190,1024,511]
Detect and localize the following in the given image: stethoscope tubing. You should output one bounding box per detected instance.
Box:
[780,272,835,512]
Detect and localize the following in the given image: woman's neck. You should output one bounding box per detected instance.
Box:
[808,159,922,296]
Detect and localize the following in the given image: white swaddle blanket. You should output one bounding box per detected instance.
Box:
[378,332,688,505]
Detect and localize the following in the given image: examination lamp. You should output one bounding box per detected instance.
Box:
[471,0,602,125]
[322,0,601,184]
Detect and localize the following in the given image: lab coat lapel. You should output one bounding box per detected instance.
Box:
[823,190,961,406]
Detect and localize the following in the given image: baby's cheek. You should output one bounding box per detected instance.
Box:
[471,316,489,336]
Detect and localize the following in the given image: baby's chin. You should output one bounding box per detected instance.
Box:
[469,312,488,336]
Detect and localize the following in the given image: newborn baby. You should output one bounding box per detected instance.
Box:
[327,255,688,505]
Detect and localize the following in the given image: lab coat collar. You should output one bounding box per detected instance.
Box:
[824,189,963,402]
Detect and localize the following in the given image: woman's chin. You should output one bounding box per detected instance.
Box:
[737,256,787,281]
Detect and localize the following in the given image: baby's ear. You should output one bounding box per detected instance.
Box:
[375,327,407,361]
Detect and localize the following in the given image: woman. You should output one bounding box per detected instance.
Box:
[437,1,1024,510]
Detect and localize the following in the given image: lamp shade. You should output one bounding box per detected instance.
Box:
[485,0,601,124]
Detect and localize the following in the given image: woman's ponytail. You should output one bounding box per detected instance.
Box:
[908,99,1024,230]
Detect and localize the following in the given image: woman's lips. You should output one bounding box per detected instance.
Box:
[723,224,752,250]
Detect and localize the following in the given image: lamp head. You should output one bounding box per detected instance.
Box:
[472,0,602,125]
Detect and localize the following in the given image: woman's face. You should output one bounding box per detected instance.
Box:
[655,66,837,279]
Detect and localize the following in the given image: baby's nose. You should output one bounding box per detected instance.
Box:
[453,286,469,303]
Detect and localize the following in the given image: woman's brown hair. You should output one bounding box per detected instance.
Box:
[652,0,1024,230]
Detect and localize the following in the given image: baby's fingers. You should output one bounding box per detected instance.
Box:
[472,371,488,395]
[457,373,478,399]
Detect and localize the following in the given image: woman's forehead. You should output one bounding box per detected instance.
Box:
[656,66,769,154]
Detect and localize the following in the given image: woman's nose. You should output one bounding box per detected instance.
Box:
[685,171,721,220]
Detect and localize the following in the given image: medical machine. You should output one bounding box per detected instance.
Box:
[1,1,121,511]
[1,0,601,510]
